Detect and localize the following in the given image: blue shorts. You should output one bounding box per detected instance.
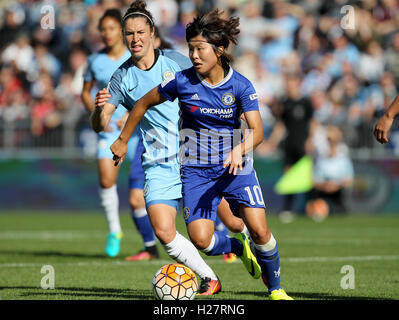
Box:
[143,161,182,207]
[129,135,145,190]
[181,162,265,225]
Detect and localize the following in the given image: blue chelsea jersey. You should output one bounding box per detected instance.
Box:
[158,66,259,166]
[83,49,131,126]
[107,49,192,169]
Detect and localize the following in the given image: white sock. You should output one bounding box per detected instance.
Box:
[162,231,218,280]
[241,224,250,237]
[99,185,121,233]
[252,233,277,252]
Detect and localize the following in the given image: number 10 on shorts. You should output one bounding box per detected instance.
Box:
[244,186,264,206]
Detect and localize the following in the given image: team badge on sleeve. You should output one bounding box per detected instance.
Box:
[222,92,235,106]
[161,71,175,88]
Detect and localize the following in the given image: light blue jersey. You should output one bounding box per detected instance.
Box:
[83,49,138,159]
[107,49,192,204]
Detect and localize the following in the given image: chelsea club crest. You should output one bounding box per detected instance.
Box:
[222,93,235,106]
[183,207,190,220]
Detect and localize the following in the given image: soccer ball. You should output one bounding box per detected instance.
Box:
[306,198,329,222]
[152,263,198,300]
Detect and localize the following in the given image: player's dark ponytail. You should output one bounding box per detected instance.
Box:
[185,9,240,66]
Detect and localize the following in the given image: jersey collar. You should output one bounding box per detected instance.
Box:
[196,66,233,89]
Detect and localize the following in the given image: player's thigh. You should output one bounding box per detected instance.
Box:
[147,203,177,244]
[181,165,220,225]
[98,158,119,188]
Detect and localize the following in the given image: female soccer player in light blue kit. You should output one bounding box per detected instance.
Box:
[110,8,293,300]
[91,0,244,295]
[82,8,157,259]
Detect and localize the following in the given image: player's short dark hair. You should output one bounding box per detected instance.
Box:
[122,0,155,30]
[185,9,240,64]
[98,9,123,30]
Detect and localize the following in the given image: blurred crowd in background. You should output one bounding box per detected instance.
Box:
[0,0,399,155]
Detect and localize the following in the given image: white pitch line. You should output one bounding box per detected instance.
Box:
[1,255,399,268]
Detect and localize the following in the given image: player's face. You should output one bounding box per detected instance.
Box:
[188,34,220,76]
[124,17,154,61]
[100,17,123,49]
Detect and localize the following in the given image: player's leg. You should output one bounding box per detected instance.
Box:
[98,157,122,257]
[214,211,238,263]
[216,198,247,263]
[182,165,259,280]
[232,167,292,300]
[147,202,220,295]
[126,187,159,260]
[125,138,159,261]
[216,198,247,234]
[144,164,220,295]
[239,205,292,300]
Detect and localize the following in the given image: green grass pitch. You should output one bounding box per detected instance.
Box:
[0,211,398,300]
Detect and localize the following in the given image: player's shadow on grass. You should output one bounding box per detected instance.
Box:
[0,286,154,300]
[0,249,106,259]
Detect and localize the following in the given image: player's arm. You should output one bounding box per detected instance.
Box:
[223,110,264,175]
[89,88,114,133]
[81,81,95,113]
[111,86,166,165]
[374,94,399,144]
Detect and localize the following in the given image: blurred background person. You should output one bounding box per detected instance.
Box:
[306,125,354,222]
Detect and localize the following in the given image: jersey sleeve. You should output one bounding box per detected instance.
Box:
[158,73,179,102]
[107,68,126,108]
[161,49,192,71]
[239,81,259,113]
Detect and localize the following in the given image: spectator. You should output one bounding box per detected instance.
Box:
[258,72,315,218]
[385,32,399,87]
[306,125,354,220]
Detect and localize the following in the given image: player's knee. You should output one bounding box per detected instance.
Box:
[129,191,145,210]
[249,226,269,245]
[154,227,175,245]
[99,176,115,189]
[189,233,212,251]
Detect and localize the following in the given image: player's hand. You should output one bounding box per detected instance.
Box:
[223,146,243,175]
[95,88,111,108]
[110,137,128,166]
[374,114,394,144]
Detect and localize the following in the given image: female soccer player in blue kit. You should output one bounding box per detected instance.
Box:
[110,8,293,300]
[91,0,253,295]
[82,9,158,259]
